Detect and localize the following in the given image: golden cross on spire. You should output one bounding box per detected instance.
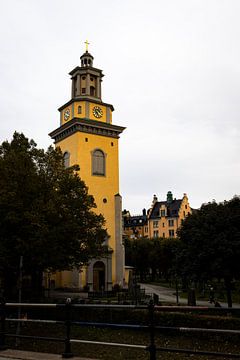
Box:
[84,40,90,52]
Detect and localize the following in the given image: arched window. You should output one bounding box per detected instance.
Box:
[92,149,105,176]
[63,151,70,168]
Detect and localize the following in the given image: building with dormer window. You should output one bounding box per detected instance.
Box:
[123,209,148,239]
[123,192,192,240]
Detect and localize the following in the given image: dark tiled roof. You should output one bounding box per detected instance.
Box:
[149,199,182,219]
[123,215,148,227]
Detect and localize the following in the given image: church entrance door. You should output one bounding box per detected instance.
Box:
[93,261,105,292]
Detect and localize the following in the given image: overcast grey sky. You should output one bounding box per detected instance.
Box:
[0,0,239,213]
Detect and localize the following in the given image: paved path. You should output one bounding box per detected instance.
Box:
[140,283,239,307]
[0,350,96,360]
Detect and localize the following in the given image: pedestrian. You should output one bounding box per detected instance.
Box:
[214,299,221,307]
[209,287,214,304]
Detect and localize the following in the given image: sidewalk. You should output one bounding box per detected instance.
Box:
[0,350,97,360]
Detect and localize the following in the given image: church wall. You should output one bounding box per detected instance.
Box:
[55,131,120,284]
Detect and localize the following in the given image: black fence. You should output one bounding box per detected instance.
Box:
[0,300,240,359]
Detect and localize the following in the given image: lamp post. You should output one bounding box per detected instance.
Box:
[133,242,138,305]
[16,255,23,346]
[175,276,179,305]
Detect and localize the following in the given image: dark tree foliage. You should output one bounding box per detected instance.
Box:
[124,238,151,281]
[177,197,240,307]
[124,237,180,282]
[0,132,107,299]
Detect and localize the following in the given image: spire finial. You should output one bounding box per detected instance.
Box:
[84,40,90,52]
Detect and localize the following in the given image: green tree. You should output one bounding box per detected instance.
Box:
[124,238,152,281]
[157,238,180,281]
[124,237,180,282]
[0,132,107,299]
[177,197,240,307]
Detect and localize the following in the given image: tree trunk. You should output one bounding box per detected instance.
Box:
[224,278,232,308]
[151,268,156,282]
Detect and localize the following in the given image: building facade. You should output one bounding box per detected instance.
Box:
[123,209,148,239]
[123,192,192,239]
[49,48,125,291]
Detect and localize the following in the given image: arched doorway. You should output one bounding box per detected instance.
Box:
[93,261,105,292]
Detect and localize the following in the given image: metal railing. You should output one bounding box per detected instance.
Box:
[0,300,240,359]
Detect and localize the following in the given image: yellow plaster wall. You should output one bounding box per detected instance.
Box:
[56,132,119,282]
[178,195,192,224]
[49,271,73,288]
[147,195,192,239]
[60,102,112,126]
[149,215,178,238]
[73,101,86,119]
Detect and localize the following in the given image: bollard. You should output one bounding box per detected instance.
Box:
[147,299,156,360]
[0,297,7,350]
[62,298,73,358]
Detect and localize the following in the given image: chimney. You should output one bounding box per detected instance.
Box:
[151,194,158,207]
[167,191,173,204]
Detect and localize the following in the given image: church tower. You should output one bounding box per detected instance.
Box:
[49,43,125,291]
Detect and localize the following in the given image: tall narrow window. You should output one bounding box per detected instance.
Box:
[92,149,105,176]
[90,86,95,96]
[78,106,82,114]
[63,151,70,168]
[153,220,158,228]
[169,230,174,237]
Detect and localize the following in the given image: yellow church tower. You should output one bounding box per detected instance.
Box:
[49,43,125,291]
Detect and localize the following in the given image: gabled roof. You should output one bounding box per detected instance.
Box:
[149,199,182,219]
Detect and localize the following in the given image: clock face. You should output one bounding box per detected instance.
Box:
[93,106,103,118]
[64,109,70,121]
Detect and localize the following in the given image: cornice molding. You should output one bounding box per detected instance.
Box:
[58,98,114,112]
[69,66,103,76]
[49,118,125,143]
